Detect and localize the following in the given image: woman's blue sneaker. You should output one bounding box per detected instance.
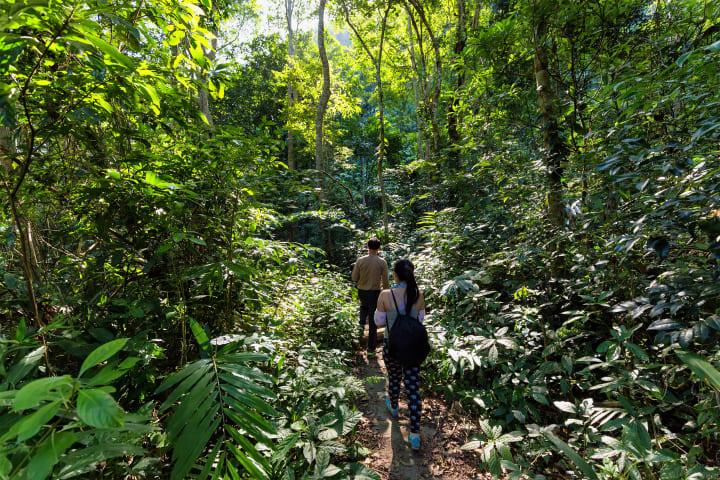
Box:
[408,433,421,451]
[385,398,398,419]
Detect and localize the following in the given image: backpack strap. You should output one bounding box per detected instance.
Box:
[390,289,405,315]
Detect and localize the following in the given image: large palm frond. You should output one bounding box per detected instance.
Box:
[156,337,278,480]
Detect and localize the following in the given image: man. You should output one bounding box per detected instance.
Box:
[351,238,390,357]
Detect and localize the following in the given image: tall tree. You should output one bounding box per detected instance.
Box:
[285,0,297,169]
[406,0,442,156]
[405,4,431,162]
[533,4,565,227]
[198,9,219,128]
[406,9,426,162]
[447,0,467,168]
[315,0,331,189]
[198,51,216,127]
[343,1,392,236]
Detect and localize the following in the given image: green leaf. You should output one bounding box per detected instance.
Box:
[226,430,270,480]
[140,83,160,107]
[461,440,482,450]
[155,359,212,397]
[79,338,128,377]
[76,389,125,428]
[221,383,278,418]
[4,346,45,386]
[15,318,26,340]
[106,168,122,180]
[553,401,576,413]
[676,350,720,391]
[691,123,720,143]
[626,342,649,362]
[345,463,380,479]
[0,454,10,478]
[170,408,220,480]
[0,391,15,408]
[144,171,181,190]
[676,51,693,67]
[91,94,113,113]
[196,442,223,480]
[271,432,301,464]
[543,430,598,480]
[623,421,651,457]
[23,431,77,480]
[161,350,278,480]
[55,443,145,478]
[8,0,48,14]
[13,375,74,411]
[139,83,160,114]
[2,400,61,442]
[706,39,720,52]
[487,450,502,476]
[190,318,211,352]
[85,357,139,386]
[82,32,135,69]
[189,236,207,246]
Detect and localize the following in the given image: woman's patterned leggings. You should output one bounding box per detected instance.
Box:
[384,348,422,433]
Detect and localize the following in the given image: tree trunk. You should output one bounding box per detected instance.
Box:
[198,87,213,127]
[407,10,425,162]
[406,8,432,161]
[315,0,331,185]
[447,0,466,169]
[407,0,442,157]
[0,126,16,172]
[1,125,44,337]
[315,0,331,271]
[199,36,218,127]
[345,3,391,235]
[471,0,482,29]
[360,154,367,205]
[533,14,565,228]
[376,5,391,237]
[285,0,296,170]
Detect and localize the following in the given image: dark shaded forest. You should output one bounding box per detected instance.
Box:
[1,0,719,478]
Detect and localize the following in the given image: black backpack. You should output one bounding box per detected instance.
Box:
[387,290,431,367]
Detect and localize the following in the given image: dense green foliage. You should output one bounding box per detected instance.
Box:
[395,1,720,478]
[1,0,719,478]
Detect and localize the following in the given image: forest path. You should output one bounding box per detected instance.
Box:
[354,328,490,479]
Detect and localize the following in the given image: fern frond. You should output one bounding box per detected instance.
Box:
[157,347,278,480]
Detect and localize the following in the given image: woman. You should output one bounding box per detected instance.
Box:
[374,259,426,450]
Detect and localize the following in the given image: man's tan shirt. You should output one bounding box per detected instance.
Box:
[352,253,390,291]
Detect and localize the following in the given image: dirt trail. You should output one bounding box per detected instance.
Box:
[354,329,490,480]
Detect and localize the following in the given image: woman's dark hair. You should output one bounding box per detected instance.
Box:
[367,238,381,250]
[394,259,419,310]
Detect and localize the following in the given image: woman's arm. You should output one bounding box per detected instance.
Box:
[374,291,388,326]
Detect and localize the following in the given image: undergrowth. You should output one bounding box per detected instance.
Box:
[0,269,376,480]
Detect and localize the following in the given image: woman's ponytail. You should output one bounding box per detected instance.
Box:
[394,259,419,310]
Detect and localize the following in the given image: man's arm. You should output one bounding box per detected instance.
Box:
[381,260,390,289]
[351,260,359,283]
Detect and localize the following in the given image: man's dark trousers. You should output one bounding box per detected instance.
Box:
[358,289,381,352]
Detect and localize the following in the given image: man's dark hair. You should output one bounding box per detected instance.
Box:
[367,238,381,250]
